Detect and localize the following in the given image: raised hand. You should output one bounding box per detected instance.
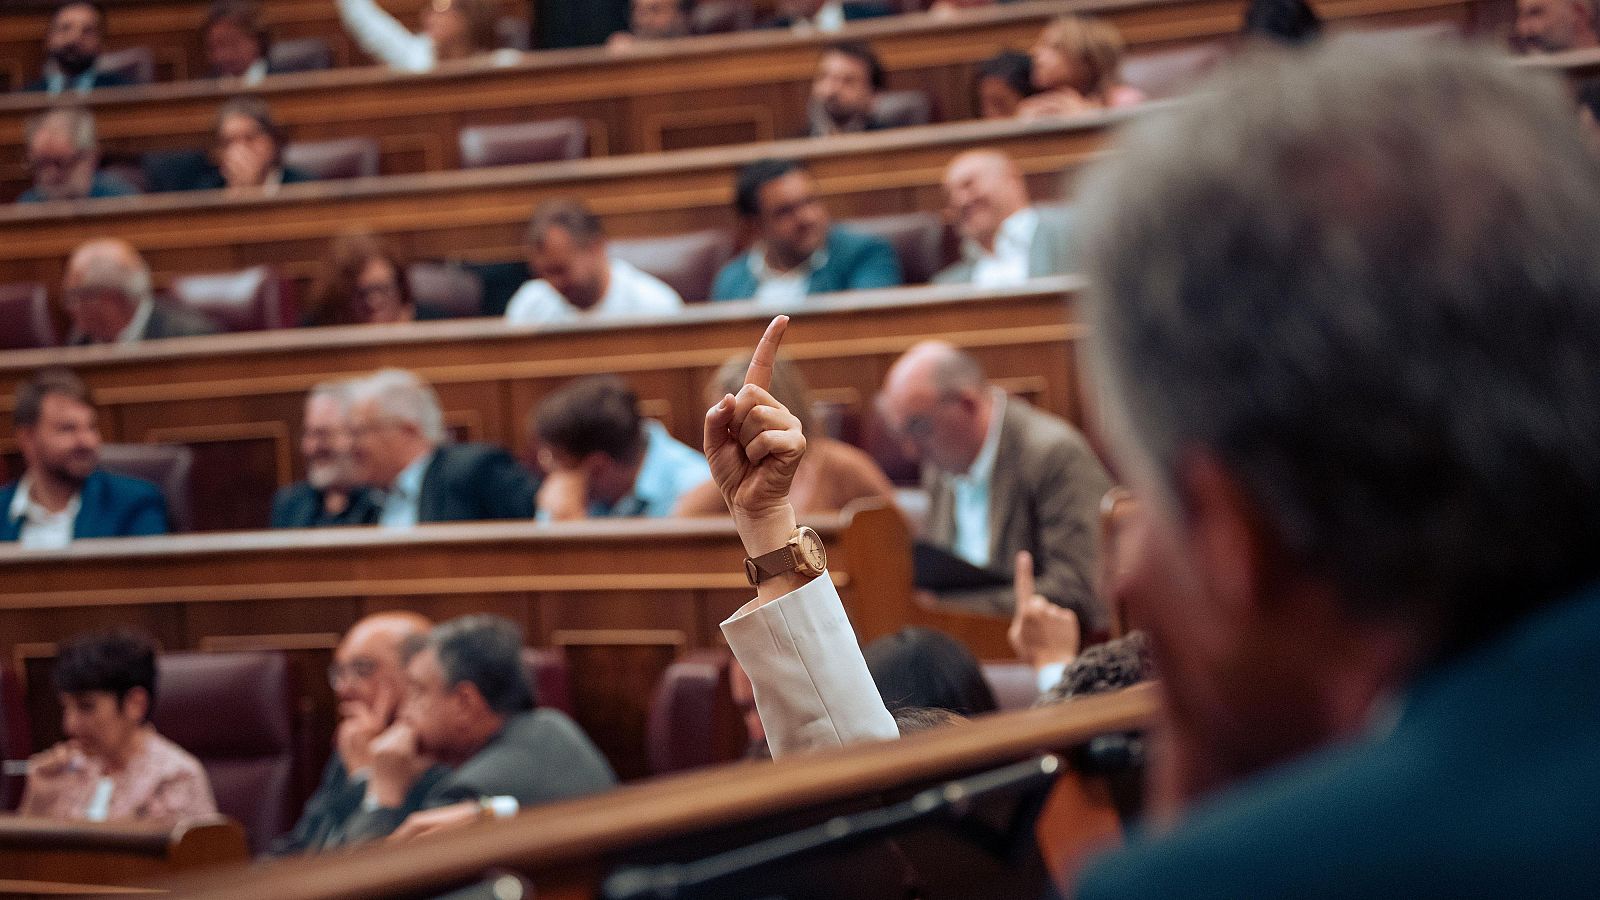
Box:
[1007,550,1081,669]
[704,316,807,551]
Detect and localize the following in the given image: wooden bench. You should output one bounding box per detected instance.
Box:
[0,279,1086,533]
[0,0,1509,197]
[156,683,1160,900]
[0,815,248,886]
[0,504,1017,783]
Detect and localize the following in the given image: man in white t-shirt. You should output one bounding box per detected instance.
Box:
[504,200,683,326]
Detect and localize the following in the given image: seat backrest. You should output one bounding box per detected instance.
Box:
[691,0,755,33]
[982,662,1040,712]
[872,89,934,129]
[167,264,293,332]
[0,662,31,811]
[1121,42,1228,101]
[840,211,956,285]
[496,16,533,50]
[97,443,194,533]
[408,261,487,319]
[609,229,737,303]
[149,651,295,854]
[0,282,57,350]
[98,47,154,85]
[458,118,588,169]
[283,137,380,180]
[521,647,573,716]
[267,36,333,74]
[646,649,747,775]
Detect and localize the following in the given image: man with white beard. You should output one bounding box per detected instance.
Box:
[271,380,380,528]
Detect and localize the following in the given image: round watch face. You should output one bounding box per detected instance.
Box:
[797,529,828,571]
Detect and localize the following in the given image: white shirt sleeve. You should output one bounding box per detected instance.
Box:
[504,280,566,325]
[721,575,900,757]
[336,0,436,72]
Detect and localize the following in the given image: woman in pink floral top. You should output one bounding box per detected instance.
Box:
[19,629,215,824]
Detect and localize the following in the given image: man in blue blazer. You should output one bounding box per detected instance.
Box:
[711,158,902,302]
[0,369,167,548]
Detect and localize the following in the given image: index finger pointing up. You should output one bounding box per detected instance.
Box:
[744,315,790,391]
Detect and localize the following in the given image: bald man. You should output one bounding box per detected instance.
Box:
[62,239,219,345]
[933,150,1079,287]
[270,611,433,856]
[876,340,1112,633]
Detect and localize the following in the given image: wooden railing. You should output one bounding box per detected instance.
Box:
[0,815,248,887]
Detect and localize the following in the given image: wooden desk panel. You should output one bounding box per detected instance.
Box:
[0,115,1112,290]
[0,0,1506,197]
[0,817,248,887]
[0,279,1085,534]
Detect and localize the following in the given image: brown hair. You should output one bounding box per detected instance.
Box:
[1037,15,1127,101]
[305,230,414,326]
[14,368,92,429]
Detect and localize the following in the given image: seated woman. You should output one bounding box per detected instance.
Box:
[1016,15,1145,121]
[213,96,313,193]
[336,0,501,72]
[974,49,1036,120]
[674,354,898,517]
[304,231,417,326]
[19,629,215,824]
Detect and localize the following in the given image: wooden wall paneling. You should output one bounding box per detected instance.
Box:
[553,630,687,781]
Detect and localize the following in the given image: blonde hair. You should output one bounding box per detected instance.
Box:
[1037,15,1127,101]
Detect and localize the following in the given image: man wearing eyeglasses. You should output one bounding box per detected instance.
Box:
[17,107,136,204]
[269,611,432,856]
[876,340,1111,637]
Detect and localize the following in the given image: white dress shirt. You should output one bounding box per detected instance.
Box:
[748,246,829,305]
[379,450,433,528]
[967,207,1039,289]
[115,297,155,344]
[8,475,81,550]
[814,2,847,31]
[336,0,436,72]
[948,389,1005,568]
[504,259,683,325]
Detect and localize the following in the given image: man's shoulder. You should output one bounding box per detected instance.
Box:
[147,303,222,339]
[613,260,683,309]
[827,225,894,258]
[711,253,756,300]
[430,443,518,479]
[503,279,563,323]
[87,469,164,503]
[1002,398,1090,456]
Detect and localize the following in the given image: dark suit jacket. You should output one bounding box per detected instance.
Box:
[267,752,369,856]
[1077,582,1600,898]
[270,483,381,529]
[0,470,168,541]
[922,396,1112,634]
[418,443,539,523]
[69,302,222,345]
[711,226,904,301]
[22,68,136,93]
[340,709,616,844]
[141,149,314,194]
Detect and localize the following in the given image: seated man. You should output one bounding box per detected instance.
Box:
[606,0,690,49]
[933,149,1077,286]
[532,374,710,519]
[715,42,1600,894]
[203,0,273,82]
[271,381,380,528]
[347,369,538,525]
[20,629,215,823]
[22,1,136,95]
[759,0,894,31]
[711,159,902,302]
[504,200,683,325]
[61,239,220,344]
[1514,0,1599,52]
[269,612,431,855]
[341,615,616,843]
[806,42,886,137]
[0,369,168,547]
[877,341,1111,631]
[18,107,138,203]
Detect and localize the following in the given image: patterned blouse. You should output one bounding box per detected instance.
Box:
[19,729,217,824]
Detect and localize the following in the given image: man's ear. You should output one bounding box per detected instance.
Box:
[452,681,489,718]
[1170,451,1276,627]
[121,686,151,724]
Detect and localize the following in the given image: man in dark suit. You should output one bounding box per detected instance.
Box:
[22,1,136,95]
[877,340,1111,633]
[348,369,538,526]
[62,239,221,344]
[271,381,380,529]
[339,615,616,844]
[269,611,431,856]
[712,159,902,301]
[0,368,167,548]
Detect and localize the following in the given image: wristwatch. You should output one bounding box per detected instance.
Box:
[744,526,828,585]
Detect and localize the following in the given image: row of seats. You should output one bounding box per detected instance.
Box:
[0,205,983,344]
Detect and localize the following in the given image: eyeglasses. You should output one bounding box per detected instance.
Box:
[327,657,380,689]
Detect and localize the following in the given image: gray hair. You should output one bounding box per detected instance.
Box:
[1076,42,1600,650]
[349,368,445,444]
[407,614,534,715]
[306,378,355,414]
[929,346,986,396]
[72,245,152,306]
[26,106,96,153]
